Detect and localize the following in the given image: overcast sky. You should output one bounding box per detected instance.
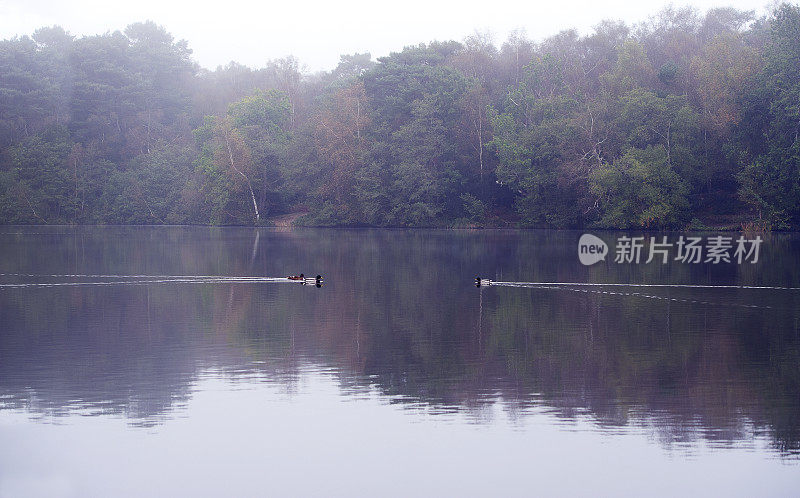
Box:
[0,0,774,72]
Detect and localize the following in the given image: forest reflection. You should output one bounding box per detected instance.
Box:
[0,227,798,457]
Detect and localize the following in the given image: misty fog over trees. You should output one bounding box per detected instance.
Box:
[0,3,798,229]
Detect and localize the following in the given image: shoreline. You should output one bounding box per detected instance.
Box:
[0,224,794,233]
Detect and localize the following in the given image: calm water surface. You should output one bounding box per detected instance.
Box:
[1,227,799,497]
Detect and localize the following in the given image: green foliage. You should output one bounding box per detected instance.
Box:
[489,94,586,228]
[0,5,799,228]
[360,45,473,226]
[106,144,195,224]
[736,3,800,227]
[227,89,292,217]
[460,193,486,221]
[591,146,689,228]
[1,126,74,223]
[737,158,795,229]
[228,89,290,131]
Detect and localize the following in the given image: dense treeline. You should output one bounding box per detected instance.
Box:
[1,4,799,228]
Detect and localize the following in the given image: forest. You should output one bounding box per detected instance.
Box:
[0,3,798,229]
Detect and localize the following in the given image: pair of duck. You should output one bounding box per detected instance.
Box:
[288,274,323,286]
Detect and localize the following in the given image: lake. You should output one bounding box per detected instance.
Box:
[1,226,799,497]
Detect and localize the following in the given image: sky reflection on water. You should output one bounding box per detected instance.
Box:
[1,370,797,498]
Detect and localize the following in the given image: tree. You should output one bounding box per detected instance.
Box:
[191,90,291,224]
[737,3,800,226]
[228,89,291,219]
[1,6,799,229]
[362,44,471,225]
[308,81,370,223]
[590,145,689,228]
[1,126,74,223]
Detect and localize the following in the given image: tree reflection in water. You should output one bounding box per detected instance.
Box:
[0,227,798,457]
